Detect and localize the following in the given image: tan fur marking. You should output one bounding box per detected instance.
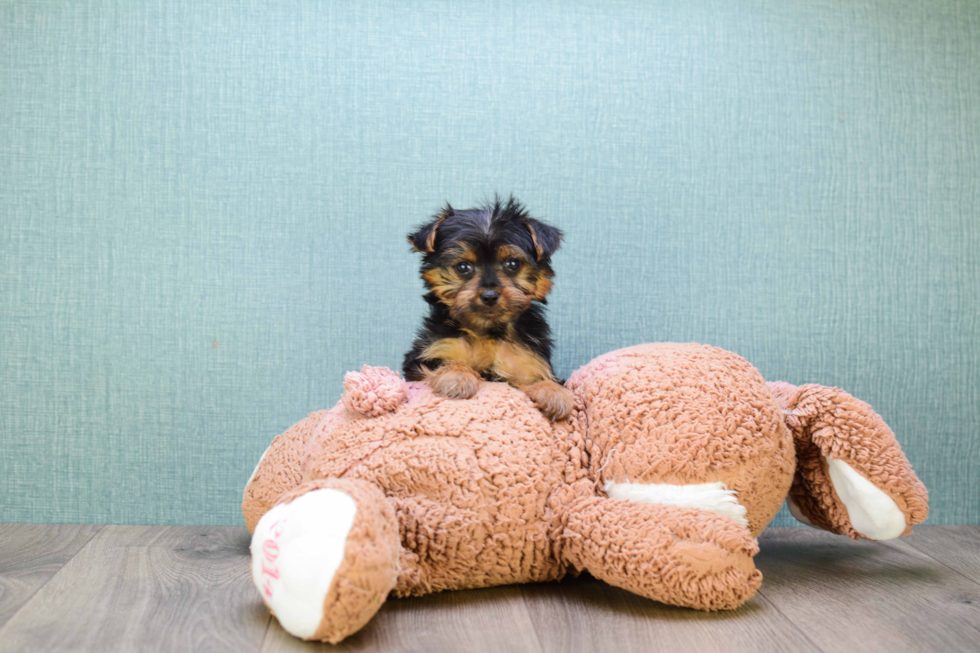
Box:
[496,245,530,263]
[421,337,556,387]
[494,279,531,314]
[532,274,554,300]
[492,341,556,386]
[514,268,553,301]
[448,277,530,330]
[421,338,496,371]
[526,222,546,260]
[423,215,446,253]
[422,268,462,303]
[421,245,478,306]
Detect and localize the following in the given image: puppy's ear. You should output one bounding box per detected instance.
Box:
[407,205,453,253]
[525,218,563,261]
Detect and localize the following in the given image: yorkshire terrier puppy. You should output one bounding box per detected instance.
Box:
[403,196,573,421]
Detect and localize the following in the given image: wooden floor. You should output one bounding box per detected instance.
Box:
[0,525,977,653]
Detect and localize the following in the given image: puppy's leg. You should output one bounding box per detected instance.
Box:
[521,379,574,421]
[424,361,483,399]
[492,342,573,420]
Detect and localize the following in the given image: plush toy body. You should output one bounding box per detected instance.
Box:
[243,343,928,643]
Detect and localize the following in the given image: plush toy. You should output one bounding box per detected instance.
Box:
[242,343,928,643]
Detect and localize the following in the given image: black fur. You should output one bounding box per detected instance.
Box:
[403,196,562,382]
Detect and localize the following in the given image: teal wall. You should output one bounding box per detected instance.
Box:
[1,1,977,526]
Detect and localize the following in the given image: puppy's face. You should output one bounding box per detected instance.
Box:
[422,241,544,331]
[409,198,562,333]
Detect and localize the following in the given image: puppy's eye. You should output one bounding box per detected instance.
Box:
[503,258,522,272]
[454,261,474,276]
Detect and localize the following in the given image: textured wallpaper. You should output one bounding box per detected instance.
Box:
[1,0,977,526]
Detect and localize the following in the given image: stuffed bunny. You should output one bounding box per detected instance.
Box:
[243,343,928,643]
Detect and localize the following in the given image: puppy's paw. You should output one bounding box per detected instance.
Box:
[426,362,482,399]
[522,380,574,421]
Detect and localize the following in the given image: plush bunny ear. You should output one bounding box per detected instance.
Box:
[768,382,929,541]
[407,205,453,253]
[525,218,563,261]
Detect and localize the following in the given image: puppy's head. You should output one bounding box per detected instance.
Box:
[408,196,562,332]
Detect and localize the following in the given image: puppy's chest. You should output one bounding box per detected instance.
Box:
[422,336,550,385]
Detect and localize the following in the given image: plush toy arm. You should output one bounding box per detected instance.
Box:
[250,477,401,644]
[557,496,762,611]
[768,382,929,540]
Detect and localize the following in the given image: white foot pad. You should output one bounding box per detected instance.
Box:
[250,489,357,639]
[605,480,749,528]
[825,457,906,540]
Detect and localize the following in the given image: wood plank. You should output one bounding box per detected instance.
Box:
[260,585,544,653]
[0,524,103,628]
[884,525,980,587]
[520,574,820,653]
[0,525,269,653]
[755,527,980,653]
[2,524,974,653]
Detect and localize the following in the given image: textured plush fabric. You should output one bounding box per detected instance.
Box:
[558,495,762,611]
[276,478,401,644]
[244,343,928,642]
[242,411,329,532]
[342,366,410,417]
[768,381,930,539]
[2,1,977,526]
[565,344,797,535]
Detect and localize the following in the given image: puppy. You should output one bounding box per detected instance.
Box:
[403,196,573,421]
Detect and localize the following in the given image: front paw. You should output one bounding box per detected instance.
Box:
[425,362,482,399]
[522,380,574,421]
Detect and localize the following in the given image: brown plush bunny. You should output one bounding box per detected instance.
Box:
[242,343,928,643]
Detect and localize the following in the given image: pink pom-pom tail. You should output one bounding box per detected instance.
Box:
[342,366,409,417]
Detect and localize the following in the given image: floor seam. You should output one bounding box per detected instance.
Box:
[752,586,828,653]
[882,538,980,591]
[519,585,550,653]
[0,524,106,636]
[256,613,275,652]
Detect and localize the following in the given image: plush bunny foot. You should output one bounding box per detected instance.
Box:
[560,496,761,611]
[769,382,929,540]
[251,488,356,638]
[250,479,401,643]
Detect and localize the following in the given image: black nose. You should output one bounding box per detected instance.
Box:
[480,289,500,306]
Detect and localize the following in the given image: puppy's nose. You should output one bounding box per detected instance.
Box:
[480,289,500,306]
